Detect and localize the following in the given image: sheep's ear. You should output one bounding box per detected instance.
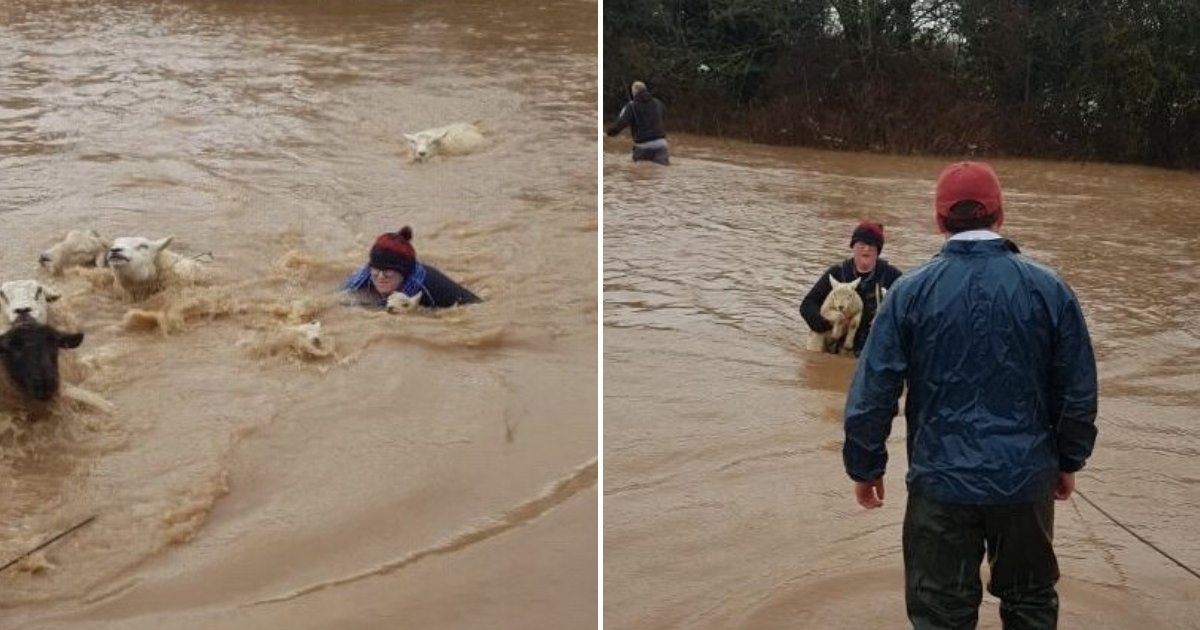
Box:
[56,331,84,349]
[44,287,61,303]
[433,129,451,143]
[95,250,109,267]
[828,275,842,288]
[87,229,101,238]
[403,134,418,146]
[848,277,861,289]
[152,236,175,253]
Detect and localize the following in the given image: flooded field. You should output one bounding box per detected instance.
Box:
[0,1,597,628]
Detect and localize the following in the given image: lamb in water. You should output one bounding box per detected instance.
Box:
[106,236,211,301]
[403,122,486,162]
[385,291,422,313]
[806,276,863,356]
[38,229,110,275]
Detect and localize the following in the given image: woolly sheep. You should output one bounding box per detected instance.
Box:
[0,322,83,402]
[38,230,110,275]
[403,122,486,162]
[0,322,112,414]
[385,291,422,313]
[806,276,863,356]
[106,236,211,301]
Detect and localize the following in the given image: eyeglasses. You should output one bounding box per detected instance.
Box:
[369,267,402,281]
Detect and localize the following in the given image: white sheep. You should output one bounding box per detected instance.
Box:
[106,236,212,301]
[238,320,335,361]
[403,122,487,162]
[806,276,863,356]
[385,291,423,313]
[285,321,325,351]
[0,280,62,327]
[38,229,110,275]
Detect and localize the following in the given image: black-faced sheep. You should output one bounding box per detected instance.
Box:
[0,323,113,414]
[0,323,83,403]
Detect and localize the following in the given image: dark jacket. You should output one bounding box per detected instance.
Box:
[800,258,903,354]
[606,91,666,144]
[417,264,481,308]
[843,238,1098,505]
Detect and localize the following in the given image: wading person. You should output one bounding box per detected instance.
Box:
[843,161,1098,629]
[342,226,481,310]
[605,80,669,165]
[799,221,903,356]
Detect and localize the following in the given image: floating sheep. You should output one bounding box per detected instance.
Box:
[0,322,113,414]
[0,322,82,404]
[106,236,211,301]
[237,320,335,362]
[38,230,110,275]
[403,122,487,162]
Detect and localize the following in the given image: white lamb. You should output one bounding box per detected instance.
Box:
[238,320,335,361]
[38,229,110,275]
[385,291,422,313]
[403,122,486,162]
[106,236,212,301]
[806,276,863,356]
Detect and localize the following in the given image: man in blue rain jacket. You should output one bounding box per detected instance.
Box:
[843,161,1098,630]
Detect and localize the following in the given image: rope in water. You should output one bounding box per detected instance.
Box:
[1074,488,1200,580]
[0,515,97,575]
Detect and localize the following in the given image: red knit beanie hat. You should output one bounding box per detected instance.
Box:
[369,226,417,275]
[935,161,1004,232]
[850,221,885,252]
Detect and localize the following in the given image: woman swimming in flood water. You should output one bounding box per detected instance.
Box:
[341,226,481,310]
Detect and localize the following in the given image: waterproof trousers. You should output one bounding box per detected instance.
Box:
[903,492,1059,630]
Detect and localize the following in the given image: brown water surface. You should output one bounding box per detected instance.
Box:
[0,1,597,628]
[604,135,1200,629]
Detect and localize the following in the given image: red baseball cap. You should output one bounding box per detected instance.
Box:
[935,161,1003,231]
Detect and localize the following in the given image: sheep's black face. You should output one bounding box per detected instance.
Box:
[0,323,83,401]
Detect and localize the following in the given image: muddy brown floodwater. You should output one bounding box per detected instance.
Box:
[0,1,597,628]
[604,134,1199,629]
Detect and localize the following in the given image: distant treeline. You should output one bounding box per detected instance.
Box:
[605,0,1200,168]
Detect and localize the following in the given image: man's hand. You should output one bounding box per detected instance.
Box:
[854,479,885,509]
[1053,471,1075,501]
